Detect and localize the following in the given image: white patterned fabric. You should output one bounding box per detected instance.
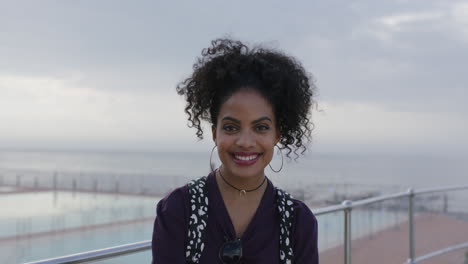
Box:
[277,188,295,264]
[186,177,209,263]
[185,177,294,263]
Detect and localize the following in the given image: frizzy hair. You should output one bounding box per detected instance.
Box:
[176,38,317,158]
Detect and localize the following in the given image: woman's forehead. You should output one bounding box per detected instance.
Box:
[218,90,275,120]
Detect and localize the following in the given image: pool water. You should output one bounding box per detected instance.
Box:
[0,191,159,238]
[1,220,153,264]
[0,190,160,264]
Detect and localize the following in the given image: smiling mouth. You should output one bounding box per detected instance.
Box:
[234,154,259,160]
[231,152,262,164]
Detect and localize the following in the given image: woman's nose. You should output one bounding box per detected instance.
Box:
[235,130,256,148]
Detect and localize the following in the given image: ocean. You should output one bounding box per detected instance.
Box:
[1,148,467,193]
[1,148,467,212]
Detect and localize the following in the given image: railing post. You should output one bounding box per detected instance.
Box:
[407,188,415,264]
[53,171,58,190]
[343,200,352,264]
[443,194,448,213]
[16,174,21,188]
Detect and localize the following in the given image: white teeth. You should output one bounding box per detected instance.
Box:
[234,154,258,161]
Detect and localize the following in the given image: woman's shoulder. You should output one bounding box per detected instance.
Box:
[156,183,190,215]
[290,198,319,261]
[273,185,317,225]
[156,175,212,213]
[152,184,192,263]
[290,198,318,233]
[291,198,317,223]
[273,185,318,235]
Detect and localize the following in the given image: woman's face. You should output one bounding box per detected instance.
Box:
[212,89,280,180]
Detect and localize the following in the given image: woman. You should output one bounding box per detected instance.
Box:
[152,38,318,264]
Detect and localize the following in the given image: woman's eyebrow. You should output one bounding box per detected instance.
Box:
[221,116,272,124]
[252,117,272,124]
[221,116,240,124]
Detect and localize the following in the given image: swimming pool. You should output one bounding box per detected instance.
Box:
[0,190,159,238]
[0,190,160,263]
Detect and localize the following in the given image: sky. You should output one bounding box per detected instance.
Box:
[1,0,468,155]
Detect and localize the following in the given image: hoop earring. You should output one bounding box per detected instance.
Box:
[268,145,284,173]
[210,145,218,172]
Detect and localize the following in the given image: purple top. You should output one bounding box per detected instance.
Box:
[152,172,319,263]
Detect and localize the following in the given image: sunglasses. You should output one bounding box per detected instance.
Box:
[219,238,242,264]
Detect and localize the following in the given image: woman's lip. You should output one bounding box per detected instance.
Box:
[232,152,261,156]
[231,153,262,165]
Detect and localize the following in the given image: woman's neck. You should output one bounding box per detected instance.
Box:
[216,167,267,198]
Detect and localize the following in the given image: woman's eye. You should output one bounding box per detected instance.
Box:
[256,125,270,131]
[223,125,238,131]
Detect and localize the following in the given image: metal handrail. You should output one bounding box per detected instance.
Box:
[315,185,468,215]
[314,203,346,215]
[350,190,409,208]
[23,241,151,264]
[414,185,468,195]
[24,185,468,264]
[412,241,468,263]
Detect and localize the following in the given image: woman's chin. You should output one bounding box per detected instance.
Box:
[224,163,266,179]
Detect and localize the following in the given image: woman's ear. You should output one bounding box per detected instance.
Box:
[275,129,281,145]
[275,137,281,146]
[212,125,217,144]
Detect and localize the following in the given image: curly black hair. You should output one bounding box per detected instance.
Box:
[176,38,316,158]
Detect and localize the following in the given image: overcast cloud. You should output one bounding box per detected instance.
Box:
[1,0,468,155]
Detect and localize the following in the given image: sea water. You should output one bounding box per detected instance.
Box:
[1,149,467,190]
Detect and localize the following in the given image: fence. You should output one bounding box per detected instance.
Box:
[23,185,468,264]
[0,170,189,196]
